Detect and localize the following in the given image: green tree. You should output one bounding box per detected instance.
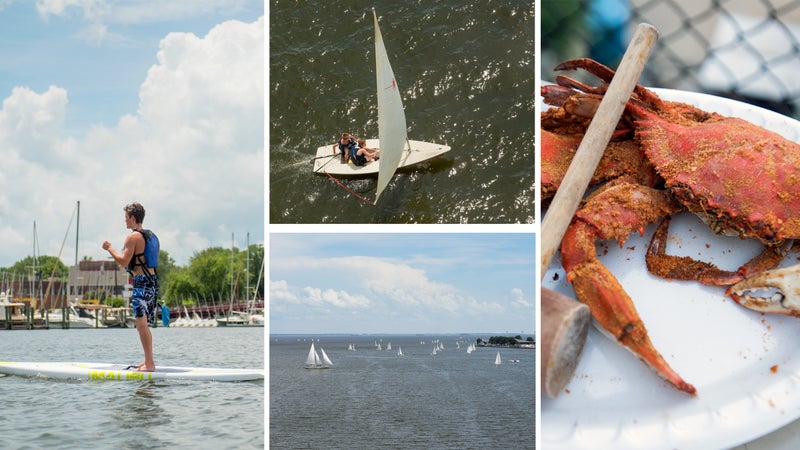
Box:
[156,249,177,290]
[163,269,201,306]
[8,255,69,279]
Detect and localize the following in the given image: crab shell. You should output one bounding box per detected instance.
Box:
[628,100,800,245]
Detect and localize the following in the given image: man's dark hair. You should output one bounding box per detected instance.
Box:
[124,202,146,224]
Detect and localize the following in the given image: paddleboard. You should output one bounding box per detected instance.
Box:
[312,139,451,176]
[0,361,264,382]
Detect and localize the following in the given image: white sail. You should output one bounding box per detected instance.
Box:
[320,347,333,367]
[495,352,502,365]
[387,342,392,351]
[397,346,403,357]
[305,343,321,368]
[373,8,408,203]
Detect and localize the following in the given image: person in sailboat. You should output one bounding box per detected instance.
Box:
[355,138,380,163]
[102,202,158,372]
[332,133,358,164]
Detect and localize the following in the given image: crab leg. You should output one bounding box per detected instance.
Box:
[561,181,696,394]
[727,261,800,316]
[646,216,743,286]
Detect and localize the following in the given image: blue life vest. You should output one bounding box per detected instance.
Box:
[134,229,159,269]
[349,145,368,166]
[337,138,357,157]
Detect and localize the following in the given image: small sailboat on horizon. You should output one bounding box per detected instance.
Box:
[495,352,502,365]
[304,342,333,369]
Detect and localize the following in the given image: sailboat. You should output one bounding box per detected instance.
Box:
[495,352,502,365]
[397,346,403,357]
[312,9,452,203]
[304,342,333,369]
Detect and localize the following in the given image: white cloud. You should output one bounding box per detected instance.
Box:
[273,255,508,315]
[302,286,371,309]
[510,287,531,308]
[35,0,252,45]
[36,0,110,20]
[270,280,371,310]
[269,280,297,304]
[110,1,251,24]
[0,85,67,154]
[0,16,263,267]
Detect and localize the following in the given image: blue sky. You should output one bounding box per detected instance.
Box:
[0,0,263,267]
[270,233,536,335]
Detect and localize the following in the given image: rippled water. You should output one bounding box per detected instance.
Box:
[269,0,535,223]
[0,328,263,449]
[270,334,535,449]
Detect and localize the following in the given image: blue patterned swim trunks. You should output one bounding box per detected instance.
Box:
[131,274,159,324]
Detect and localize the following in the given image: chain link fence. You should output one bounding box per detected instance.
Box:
[542,0,800,118]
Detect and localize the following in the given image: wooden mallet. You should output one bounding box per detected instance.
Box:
[540,24,660,398]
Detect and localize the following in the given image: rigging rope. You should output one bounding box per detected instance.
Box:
[325,171,375,206]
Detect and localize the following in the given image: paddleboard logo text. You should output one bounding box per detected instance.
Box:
[88,370,153,381]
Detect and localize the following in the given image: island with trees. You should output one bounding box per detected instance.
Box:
[477,335,535,349]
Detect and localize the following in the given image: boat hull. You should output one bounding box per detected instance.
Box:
[313,139,451,176]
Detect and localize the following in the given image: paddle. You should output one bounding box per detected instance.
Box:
[539,23,660,398]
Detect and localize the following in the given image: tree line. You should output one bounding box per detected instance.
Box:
[478,335,535,347]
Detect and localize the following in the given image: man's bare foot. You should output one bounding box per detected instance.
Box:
[128,362,154,372]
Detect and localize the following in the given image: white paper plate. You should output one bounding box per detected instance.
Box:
[542,87,800,450]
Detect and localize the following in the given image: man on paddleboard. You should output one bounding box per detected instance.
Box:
[102,202,158,372]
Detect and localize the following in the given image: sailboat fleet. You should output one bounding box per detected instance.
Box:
[311,9,451,203]
[303,338,526,368]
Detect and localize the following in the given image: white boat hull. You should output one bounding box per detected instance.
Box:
[0,361,263,382]
[313,139,450,176]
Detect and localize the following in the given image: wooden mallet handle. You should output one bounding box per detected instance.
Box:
[539,24,660,398]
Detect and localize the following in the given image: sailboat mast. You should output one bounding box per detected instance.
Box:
[74,201,80,266]
[246,232,250,311]
[229,232,235,311]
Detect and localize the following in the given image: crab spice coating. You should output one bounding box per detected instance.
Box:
[630,102,800,244]
[543,57,800,395]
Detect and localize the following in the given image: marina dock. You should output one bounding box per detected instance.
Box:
[0,299,264,330]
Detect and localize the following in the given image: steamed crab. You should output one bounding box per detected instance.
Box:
[543,58,800,394]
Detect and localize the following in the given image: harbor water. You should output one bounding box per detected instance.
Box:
[0,327,263,449]
[270,334,535,449]
[269,0,535,223]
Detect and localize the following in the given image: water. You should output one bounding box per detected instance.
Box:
[0,327,263,449]
[269,0,535,223]
[270,334,535,449]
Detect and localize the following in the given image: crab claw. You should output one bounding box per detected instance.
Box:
[727,263,800,316]
[561,181,696,395]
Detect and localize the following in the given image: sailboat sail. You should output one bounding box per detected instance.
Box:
[305,343,320,368]
[495,352,502,365]
[320,347,333,367]
[373,9,408,203]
